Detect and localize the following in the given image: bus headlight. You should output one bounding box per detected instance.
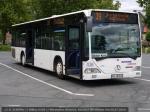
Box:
[84,68,100,74]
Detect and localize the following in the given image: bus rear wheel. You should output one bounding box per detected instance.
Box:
[21,54,26,66]
[54,60,64,79]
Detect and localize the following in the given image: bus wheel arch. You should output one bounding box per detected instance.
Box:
[53,56,64,79]
[20,51,26,66]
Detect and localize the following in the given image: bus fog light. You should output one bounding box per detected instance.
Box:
[84,68,100,74]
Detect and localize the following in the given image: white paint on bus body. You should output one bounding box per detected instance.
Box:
[34,49,65,74]
[11,47,66,74]
[82,58,141,80]
[11,47,25,62]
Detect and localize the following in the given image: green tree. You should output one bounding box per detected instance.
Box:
[146,31,150,41]
[0,0,121,44]
[0,30,2,43]
[137,0,150,28]
[0,0,32,44]
[32,0,120,19]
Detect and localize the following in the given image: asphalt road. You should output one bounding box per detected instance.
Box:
[0,52,150,112]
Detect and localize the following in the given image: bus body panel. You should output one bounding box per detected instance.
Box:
[82,57,141,80]
[34,49,65,74]
[82,70,141,80]
[11,47,25,62]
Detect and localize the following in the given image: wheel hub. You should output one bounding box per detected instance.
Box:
[56,62,62,75]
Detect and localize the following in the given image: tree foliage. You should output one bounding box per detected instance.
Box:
[0,0,32,44]
[32,0,121,18]
[137,0,150,28]
[146,31,150,41]
[0,0,120,44]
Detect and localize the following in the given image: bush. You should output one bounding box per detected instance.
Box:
[0,30,2,43]
[143,47,150,53]
[0,44,11,51]
[142,40,149,47]
[146,31,150,42]
[147,47,150,53]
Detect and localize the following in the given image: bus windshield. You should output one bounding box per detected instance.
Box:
[89,23,140,59]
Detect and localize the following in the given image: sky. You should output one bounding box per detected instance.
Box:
[114,0,143,11]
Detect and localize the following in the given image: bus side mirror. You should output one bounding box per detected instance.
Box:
[86,16,93,32]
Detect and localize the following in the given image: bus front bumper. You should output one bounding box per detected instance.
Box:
[82,71,141,80]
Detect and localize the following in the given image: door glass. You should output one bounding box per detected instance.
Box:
[69,28,79,49]
[68,27,80,69]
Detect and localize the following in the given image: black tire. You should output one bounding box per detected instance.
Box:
[21,54,26,66]
[54,59,64,79]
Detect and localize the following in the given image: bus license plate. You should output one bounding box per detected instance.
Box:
[111,74,123,78]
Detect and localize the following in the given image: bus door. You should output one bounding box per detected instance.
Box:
[66,25,82,78]
[25,30,34,64]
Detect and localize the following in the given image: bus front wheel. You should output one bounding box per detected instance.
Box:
[54,59,64,79]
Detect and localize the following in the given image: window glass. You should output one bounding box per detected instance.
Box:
[19,31,26,47]
[69,28,79,49]
[53,27,65,50]
[35,27,45,49]
[15,30,20,47]
[85,23,140,58]
[69,28,79,40]
[13,29,26,47]
[35,26,53,50]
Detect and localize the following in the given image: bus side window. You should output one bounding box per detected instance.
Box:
[53,28,65,51]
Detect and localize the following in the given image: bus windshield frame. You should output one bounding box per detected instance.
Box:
[84,11,141,60]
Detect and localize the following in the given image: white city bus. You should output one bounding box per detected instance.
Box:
[11,9,142,80]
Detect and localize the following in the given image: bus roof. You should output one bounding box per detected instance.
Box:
[12,9,138,27]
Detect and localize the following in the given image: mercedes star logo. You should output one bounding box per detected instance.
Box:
[116,65,121,70]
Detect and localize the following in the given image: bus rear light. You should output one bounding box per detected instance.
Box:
[84,68,100,74]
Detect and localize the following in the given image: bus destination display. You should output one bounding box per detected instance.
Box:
[92,11,138,24]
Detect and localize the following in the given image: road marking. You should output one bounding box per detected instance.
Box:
[142,66,150,69]
[0,62,94,97]
[133,78,150,82]
[138,108,150,111]
[7,105,21,107]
